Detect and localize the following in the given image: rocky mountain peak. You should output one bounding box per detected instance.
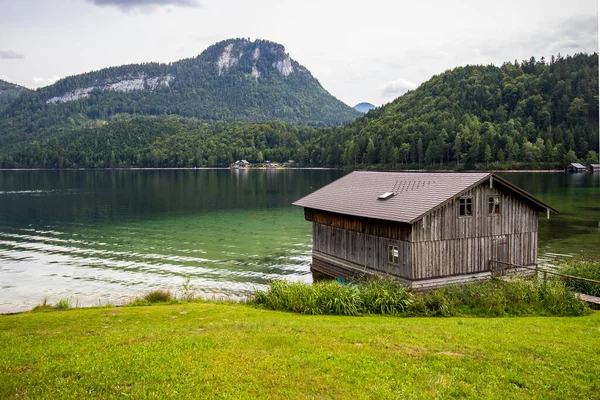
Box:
[202,38,300,78]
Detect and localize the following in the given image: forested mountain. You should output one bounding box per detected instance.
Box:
[308,53,599,169]
[354,102,376,113]
[1,38,360,132]
[1,53,597,169]
[0,80,30,114]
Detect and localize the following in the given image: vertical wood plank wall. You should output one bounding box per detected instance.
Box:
[411,184,539,280]
[312,224,412,278]
[307,181,541,281]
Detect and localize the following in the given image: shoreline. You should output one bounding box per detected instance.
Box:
[0,167,566,172]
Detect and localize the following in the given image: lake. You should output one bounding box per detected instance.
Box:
[0,170,598,313]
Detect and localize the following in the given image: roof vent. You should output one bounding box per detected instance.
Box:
[378,192,394,200]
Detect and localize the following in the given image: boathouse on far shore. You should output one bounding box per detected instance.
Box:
[293,172,558,290]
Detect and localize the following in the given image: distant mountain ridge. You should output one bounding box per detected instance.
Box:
[353,102,376,113]
[3,38,360,128]
[3,53,596,170]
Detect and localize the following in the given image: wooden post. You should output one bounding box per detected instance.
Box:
[547,208,550,220]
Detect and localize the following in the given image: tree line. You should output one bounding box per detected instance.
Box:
[0,53,597,169]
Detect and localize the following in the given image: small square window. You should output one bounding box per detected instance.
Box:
[489,196,500,215]
[459,197,472,217]
[388,245,399,264]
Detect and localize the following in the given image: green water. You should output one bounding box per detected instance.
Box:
[0,170,598,312]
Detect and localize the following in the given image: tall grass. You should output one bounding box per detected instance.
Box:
[143,290,172,303]
[252,276,590,317]
[558,259,600,296]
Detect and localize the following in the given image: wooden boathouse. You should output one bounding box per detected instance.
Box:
[293,172,558,290]
[566,163,587,172]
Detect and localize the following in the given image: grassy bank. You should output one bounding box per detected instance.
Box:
[253,276,590,317]
[1,303,599,399]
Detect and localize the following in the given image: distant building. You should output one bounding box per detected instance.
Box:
[294,172,558,290]
[230,160,250,169]
[588,164,600,172]
[566,163,587,172]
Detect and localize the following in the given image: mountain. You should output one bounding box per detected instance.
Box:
[2,53,597,170]
[3,38,360,130]
[0,80,30,114]
[304,53,599,169]
[353,102,376,113]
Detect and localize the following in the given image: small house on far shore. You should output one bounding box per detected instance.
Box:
[588,164,600,172]
[566,163,587,172]
[230,160,250,169]
[293,172,558,290]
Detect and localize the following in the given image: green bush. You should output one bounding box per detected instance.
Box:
[558,259,600,296]
[143,290,172,304]
[55,298,71,311]
[253,275,589,317]
[360,276,413,315]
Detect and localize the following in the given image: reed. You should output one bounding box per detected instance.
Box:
[253,275,590,317]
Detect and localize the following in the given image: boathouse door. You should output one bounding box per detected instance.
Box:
[491,235,509,271]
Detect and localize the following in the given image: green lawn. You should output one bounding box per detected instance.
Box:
[1,303,599,399]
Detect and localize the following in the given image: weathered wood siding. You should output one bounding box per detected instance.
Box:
[311,210,411,241]
[411,183,539,280]
[312,223,412,279]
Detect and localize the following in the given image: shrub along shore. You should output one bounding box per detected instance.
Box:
[253,275,591,317]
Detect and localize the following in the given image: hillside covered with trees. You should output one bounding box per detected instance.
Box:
[310,53,599,169]
[0,53,597,169]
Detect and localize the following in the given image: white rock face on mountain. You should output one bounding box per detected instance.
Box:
[47,87,96,104]
[273,57,294,76]
[46,74,173,104]
[217,44,239,76]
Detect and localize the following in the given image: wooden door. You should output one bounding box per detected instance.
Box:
[491,235,509,273]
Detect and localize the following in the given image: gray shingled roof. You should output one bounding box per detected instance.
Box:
[293,171,556,224]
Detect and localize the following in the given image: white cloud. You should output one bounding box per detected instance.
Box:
[32,76,61,87]
[381,78,418,97]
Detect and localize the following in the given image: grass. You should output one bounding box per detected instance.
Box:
[0,303,598,399]
[558,259,600,296]
[253,276,590,317]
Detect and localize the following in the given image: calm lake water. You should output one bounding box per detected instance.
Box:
[0,170,598,313]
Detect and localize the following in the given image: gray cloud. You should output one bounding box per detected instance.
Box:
[0,50,25,59]
[88,0,200,11]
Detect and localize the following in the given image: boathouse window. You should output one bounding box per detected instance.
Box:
[388,245,399,264]
[459,197,472,216]
[489,196,501,215]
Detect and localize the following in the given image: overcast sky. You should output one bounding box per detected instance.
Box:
[0,0,597,107]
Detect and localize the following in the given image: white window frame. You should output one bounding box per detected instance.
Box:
[388,245,399,264]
